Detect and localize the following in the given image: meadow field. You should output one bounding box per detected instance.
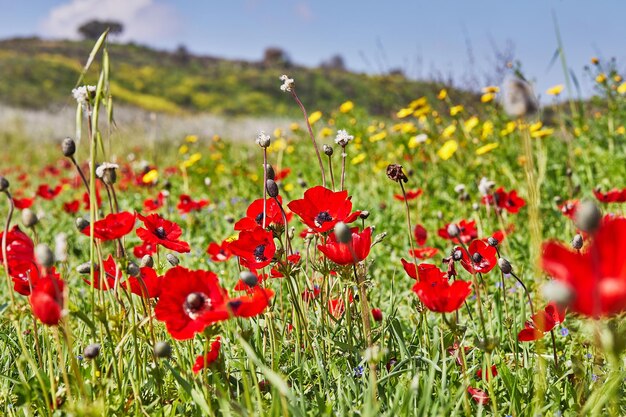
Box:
[0,34,625,416]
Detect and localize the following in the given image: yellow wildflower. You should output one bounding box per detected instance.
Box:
[178,144,189,155]
[142,169,158,183]
[481,92,495,103]
[616,126,625,135]
[591,57,599,65]
[396,108,414,118]
[437,89,447,100]
[481,121,494,139]
[185,134,198,143]
[475,142,499,155]
[181,152,202,168]
[320,127,333,137]
[482,86,500,94]
[464,116,479,132]
[273,128,283,137]
[437,140,458,160]
[290,122,300,131]
[596,73,607,84]
[369,131,387,142]
[351,153,366,165]
[308,111,322,125]
[546,84,564,96]
[408,134,428,148]
[283,183,295,192]
[617,82,626,95]
[531,128,554,139]
[442,124,456,138]
[339,100,354,113]
[450,105,464,116]
[409,97,427,109]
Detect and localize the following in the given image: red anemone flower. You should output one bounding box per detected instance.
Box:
[393,188,423,201]
[63,200,80,214]
[133,241,156,258]
[558,199,579,220]
[518,302,566,342]
[269,253,301,278]
[457,239,497,274]
[287,186,353,233]
[318,227,372,265]
[80,211,136,241]
[594,188,626,203]
[136,213,191,253]
[29,276,64,326]
[467,387,489,405]
[541,216,626,317]
[229,227,276,269]
[273,167,291,182]
[371,308,383,322]
[408,247,439,259]
[482,187,526,213]
[82,255,120,290]
[476,365,498,381]
[82,188,102,210]
[438,219,478,244]
[36,184,63,200]
[401,260,445,281]
[227,286,274,318]
[411,264,471,312]
[234,196,287,231]
[206,240,233,262]
[193,337,222,373]
[124,267,163,298]
[13,197,35,210]
[154,267,231,340]
[413,224,428,246]
[143,191,166,212]
[177,194,209,214]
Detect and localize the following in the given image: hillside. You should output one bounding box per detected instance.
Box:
[0,37,478,116]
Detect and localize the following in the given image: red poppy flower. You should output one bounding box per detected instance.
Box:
[81,211,136,241]
[82,255,120,290]
[136,213,191,253]
[82,188,102,210]
[229,227,276,269]
[273,167,291,182]
[413,224,427,246]
[227,286,274,318]
[408,247,439,259]
[558,200,579,220]
[328,294,353,318]
[393,188,423,201]
[457,239,497,274]
[438,219,478,244]
[63,200,80,214]
[371,308,383,322]
[401,260,443,281]
[411,265,471,312]
[482,187,526,213]
[594,188,626,203]
[206,240,233,262]
[143,191,166,212]
[177,194,209,214]
[133,241,156,258]
[518,302,566,342]
[541,216,626,317]
[318,227,372,265]
[287,186,353,233]
[13,197,35,210]
[476,365,497,381]
[124,267,163,298]
[234,271,267,291]
[234,197,287,231]
[154,267,231,340]
[0,225,39,293]
[467,387,489,405]
[36,184,63,200]
[29,276,64,326]
[193,337,221,373]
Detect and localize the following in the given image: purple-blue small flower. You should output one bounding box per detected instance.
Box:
[560,327,569,337]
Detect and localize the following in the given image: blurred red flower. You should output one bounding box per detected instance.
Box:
[136,213,190,253]
[234,196,287,231]
[193,337,222,373]
[177,194,209,214]
[13,197,35,210]
[36,184,63,200]
[438,219,477,244]
[80,211,136,241]
[206,240,233,262]
[482,187,526,213]
[393,188,423,201]
[318,227,372,265]
[29,276,64,326]
[594,188,626,203]
[411,264,471,312]
[518,302,566,342]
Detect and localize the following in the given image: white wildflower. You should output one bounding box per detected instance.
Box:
[454,184,466,194]
[334,129,354,147]
[71,85,96,105]
[478,177,495,196]
[256,131,271,148]
[95,162,119,179]
[54,233,68,262]
[413,133,428,144]
[279,74,294,92]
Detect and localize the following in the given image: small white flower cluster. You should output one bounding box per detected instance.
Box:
[334,129,354,147]
[478,177,495,196]
[256,131,271,148]
[71,85,96,105]
[279,74,294,92]
[55,233,68,262]
[95,162,119,179]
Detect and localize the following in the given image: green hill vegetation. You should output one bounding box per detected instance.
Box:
[0,37,478,116]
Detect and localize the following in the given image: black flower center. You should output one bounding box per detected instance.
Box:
[255,212,265,225]
[314,211,333,228]
[254,244,267,262]
[155,226,166,238]
[472,253,483,263]
[184,292,211,319]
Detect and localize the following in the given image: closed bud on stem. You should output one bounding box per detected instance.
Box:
[266,179,279,198]
[447,224,460,238]
[166,254,179,266]
[497,258,512,274]
[359,211,370,220]
[35,244,54,268]
[452,249,463,261]
[487,236,499,247]
[264,164,275,180]
[127,262,140,277]
[76,262,95,274]
[323,144,334,156]
[334,221,352,244]
[575,200,602,232]
[240,271,258,287]
[75,217,89,231]
[0,176,9,192]
[21,209,38,228]
[140,255,154,268]
[61,137,76,157]
[84,343,101,360]
[154,341,171,359]
[571,234,583,250]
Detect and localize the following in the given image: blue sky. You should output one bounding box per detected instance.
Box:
[1,0,625,98]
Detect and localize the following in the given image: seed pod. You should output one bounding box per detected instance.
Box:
[386,164,408,183]
[571,234,583,250]
[21,209,38,228]
[166,253,179,266]
[447,224,460,238]
[83,343,101,360]
[487,237,499,247]
[75,217,90,231]
[153,341,172,359]
[323,144,334,156]
[240,271,258,287]
[256,131,271,148]
[334,222,352,244]
[127,262,140,277]
[359,211,370,220]
[497,258,512,274]
[76,262,95,274]
[574,200,602,232]
[0,176,9,192]
[266,179,279,198]
[140,255,154,268]
[264,164,276,181]
[452,249,463,261]
[35,244,54,268]
[61,137,76,157]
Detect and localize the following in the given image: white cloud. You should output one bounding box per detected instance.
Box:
[39,0,181,42]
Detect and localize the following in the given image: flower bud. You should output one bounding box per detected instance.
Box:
[75,217,90,231]
[154,341,171,359]
[452,249,463,261]
[386,164,408,183]
[54,233,68,262]
[497,258,512,274]
[487,236,499,247]
[21,209,38,228]
[84,343,101,360]
[575,200,602,232]
[446,224,460,238]
[256,131,271,148]
[334,222,352,244]
[61,137,76,157]
[264,164,276,180]
[127,262,140,277]
[76,262,95,274]
[240,271,258,287]
[359,211,370,220]
[297,177,307,188]
[323,144,334,156]
[140,255,154,268]
[0,176,9,192]
[35,244,54,268]
[166,253,179,266]
[266,179,279,198]
[571,234,583,250]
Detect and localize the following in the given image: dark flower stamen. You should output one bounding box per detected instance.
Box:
[253,244,267,262]
[155,226,167,238]
[314,211,333,228]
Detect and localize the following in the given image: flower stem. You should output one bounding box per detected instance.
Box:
[290,89,326,187]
